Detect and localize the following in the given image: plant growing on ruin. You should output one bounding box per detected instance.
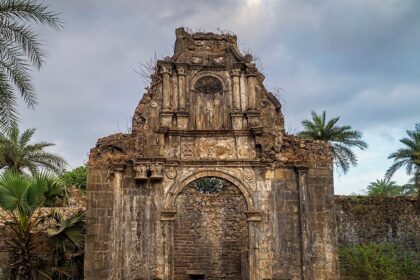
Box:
[298,111,368,174]
[385,123,420,205]
[47,209,85,280]
[0,125,67,175]
[0,0,62,130]
[194,177,225,194]
[366,178,401,197]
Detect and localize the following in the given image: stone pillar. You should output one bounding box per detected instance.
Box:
[297,168,310,280]
[177,64,187,110]
[246,211,262,280]
[161,62,172,110]
[171,73,178,110]
[161,210,177,280]
[160,61,173,128]
[231,68,241,111]
[240,72,248,111]
[246,66,257,111]
[176,64,189,129]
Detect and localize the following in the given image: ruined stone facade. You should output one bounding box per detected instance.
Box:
[85,28,339,280]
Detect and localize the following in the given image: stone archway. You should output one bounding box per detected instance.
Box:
[173,177,248,280]
[161,170,261,280]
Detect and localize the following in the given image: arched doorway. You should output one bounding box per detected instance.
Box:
[173,177,249,280]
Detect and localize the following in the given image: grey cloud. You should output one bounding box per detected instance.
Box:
[15,0,420,191]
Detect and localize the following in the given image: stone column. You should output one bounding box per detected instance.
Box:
[230,67,244,130]
[161,210,177,280]
[231,68,241,111]
[297,168,310,280]
[171,73,178,110]
[246,66,257,111]
[246,211,262,280]
[161,62,172,110]
[159,62,173,128]
[176,64,189,129]
[177,64,187,110]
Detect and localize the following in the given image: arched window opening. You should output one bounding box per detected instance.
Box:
[194,177,225,194]
[194,76,223,94]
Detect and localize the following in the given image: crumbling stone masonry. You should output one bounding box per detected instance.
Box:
[85,28,340,280]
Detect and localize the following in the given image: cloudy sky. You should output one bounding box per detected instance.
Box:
[19,0,420,194]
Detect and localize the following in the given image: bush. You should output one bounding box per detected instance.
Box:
[339,242,420,280]
[61,165,87,191]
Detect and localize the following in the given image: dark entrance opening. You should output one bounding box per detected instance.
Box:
[189,273,205,280]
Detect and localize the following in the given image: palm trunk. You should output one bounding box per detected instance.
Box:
[416,167,420,212]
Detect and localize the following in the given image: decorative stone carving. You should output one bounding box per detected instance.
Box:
[150,163,164,180]
[165,167,177,179]
[244,168,255,182]
[182,142,194,159]
[134,163,148,181]
[150,101,158,108]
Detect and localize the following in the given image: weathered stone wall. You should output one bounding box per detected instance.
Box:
[335,196,419,247]
[174,181,248,280]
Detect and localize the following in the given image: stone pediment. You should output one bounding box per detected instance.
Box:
[86,28,338,280]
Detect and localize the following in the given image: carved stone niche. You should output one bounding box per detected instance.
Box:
[134,161,165,181]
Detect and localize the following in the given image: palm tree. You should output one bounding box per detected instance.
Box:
[47,210,85,280]
[40,172,67,207]
[0,172,48,279]
[385,123,420,203]
[0,125,67,174]
[0,0,61,129]
[366,178,401,197]
[298,111,368,174]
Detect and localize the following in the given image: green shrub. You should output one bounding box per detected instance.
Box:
[61,165,87,191]
[339,242,420,280]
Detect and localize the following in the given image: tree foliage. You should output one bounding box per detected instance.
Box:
[0,172,80,279]
[47,210,85,280]
[0,125,67,175]
[0,172,48,279]
[385,123,420,203]
[0,0,62,129]
[366,179,401,197]
[298,111,368,174]
[61,165,87,191]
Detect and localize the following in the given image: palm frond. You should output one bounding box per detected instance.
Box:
[0,0,62,30]
[299,110,367,173]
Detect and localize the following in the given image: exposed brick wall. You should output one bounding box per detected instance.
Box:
[174,181,248,280]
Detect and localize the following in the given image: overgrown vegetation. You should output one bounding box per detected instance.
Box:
[339,242,420,280]
[194,177,225,194]
[47,210,85,280]
[0,172,85,280]
[61,165,87,191]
